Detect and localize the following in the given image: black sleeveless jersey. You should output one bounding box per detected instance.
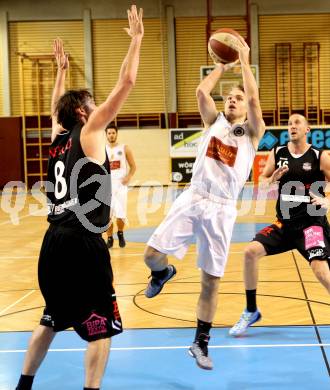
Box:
[46,123,111,233]
[274,145,326,223]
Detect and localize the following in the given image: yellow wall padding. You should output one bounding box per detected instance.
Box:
[259,14,330,111]
[9,21,84,116]
[176,16,247,113]
[92,19,168,114]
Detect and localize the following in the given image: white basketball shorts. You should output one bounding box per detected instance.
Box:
[147,188,237,277]
[110,179,128,220]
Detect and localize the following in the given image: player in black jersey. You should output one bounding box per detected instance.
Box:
[230,113,330,336]
[16,6,143,390]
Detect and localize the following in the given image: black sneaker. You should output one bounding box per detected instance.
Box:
[106,236,114,249]
[145,264,177,298]
[117,231,126,248]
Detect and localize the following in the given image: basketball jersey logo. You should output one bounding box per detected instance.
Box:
[110,160,121,170]
[106,144,127,178]
[302,162,312,171]
[206,136,238,167]
[233,126,245,137]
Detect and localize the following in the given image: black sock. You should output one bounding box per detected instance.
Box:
[151,267,168,279]
[16,374,34,390]
[117,231,123,235]
[246,289,257,312]
[194,319,212,354]
[84,388,99,390]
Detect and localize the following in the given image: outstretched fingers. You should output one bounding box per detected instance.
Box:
[125,4,144,37]
[138,7,143,21]
[53,38,64,56]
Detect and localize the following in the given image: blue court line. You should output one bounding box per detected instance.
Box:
[1,326,329,389]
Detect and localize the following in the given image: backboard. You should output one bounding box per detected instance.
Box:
[200,64,259,101]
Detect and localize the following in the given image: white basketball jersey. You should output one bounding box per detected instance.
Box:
[191,112,256,201]
[106,144,127,180]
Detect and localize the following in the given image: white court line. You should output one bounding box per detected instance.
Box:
[1,343,330,353]
[0,251,244,260]
[0,209,45,227]
[0,290,35,316]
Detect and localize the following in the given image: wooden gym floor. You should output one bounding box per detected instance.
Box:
[0,186,329,332]
[1,186,330,389]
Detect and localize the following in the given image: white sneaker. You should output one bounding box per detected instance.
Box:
[229,309,262,336]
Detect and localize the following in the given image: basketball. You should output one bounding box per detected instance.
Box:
[208,28,242,64]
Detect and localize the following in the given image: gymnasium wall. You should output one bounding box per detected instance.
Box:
[175,13,330,114]
[2,0,330,20]
[259,14,330,111]
[7,18,168,116]
[0,117,23,187]
[175,16,247,113]
[1,1,330,117]
[92,19,168,113]
[1,0,330,187]
[9,21,85,116]
[112,129,170,185]
[0,32,3,115]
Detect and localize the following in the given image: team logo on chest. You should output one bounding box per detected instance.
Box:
[233,126,245,137]
[302,162,312,171]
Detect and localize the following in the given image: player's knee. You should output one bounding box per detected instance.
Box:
[144,246,164,267]
[312,263,329,283]
[315,270,329,286]
[201,274,220,296]
[244,244,261,263]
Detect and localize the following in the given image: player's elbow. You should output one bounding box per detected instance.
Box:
[247,96,260,108]
[196,87,210,105]
[196,87,207,99]
[120,72,136,89]
[124,76,136,88]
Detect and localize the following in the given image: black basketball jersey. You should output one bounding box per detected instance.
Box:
[274,145,326,223]
[46,123,111,233]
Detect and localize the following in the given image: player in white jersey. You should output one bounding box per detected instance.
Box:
[143,34,265,370]
[105,124,136,248]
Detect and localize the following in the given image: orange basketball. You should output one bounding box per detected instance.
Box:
[208,28,242,64]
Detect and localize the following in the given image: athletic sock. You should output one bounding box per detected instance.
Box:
[84,388,99,390]
[246,289,257,312]
[16,374,35,390]
[194,319,212,355]
[151,267,169,279]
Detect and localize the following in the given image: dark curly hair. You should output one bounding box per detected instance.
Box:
[55,89,93,130]
[105,122,118,133]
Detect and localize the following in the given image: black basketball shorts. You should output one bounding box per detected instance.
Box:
[38,224,122,341]
[253,218,330,264]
